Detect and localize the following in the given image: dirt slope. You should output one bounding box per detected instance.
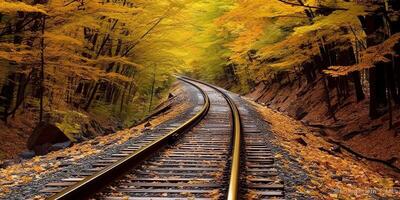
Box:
[246,73,400,174]
[248,99,399,199]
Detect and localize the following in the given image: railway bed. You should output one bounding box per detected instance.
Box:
[39,77,284,200]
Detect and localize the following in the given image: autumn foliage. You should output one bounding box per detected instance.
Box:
[0,0,399,156]
[0,0,190,130]
[190,0,399,124]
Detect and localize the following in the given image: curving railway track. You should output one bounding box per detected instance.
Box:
[40,77,284,200]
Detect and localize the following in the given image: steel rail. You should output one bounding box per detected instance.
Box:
[47,79,210,200]
[179,76,242,200]
[223,90,241,200]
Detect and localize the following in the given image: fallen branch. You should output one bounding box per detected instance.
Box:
[129,96,175,128]
[342,124,381,140]
[307,122,346,130]
[328,139,400,173]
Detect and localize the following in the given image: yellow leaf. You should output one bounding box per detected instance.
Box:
[329,193,338,198]
[275,153,283,158]
[32,166,45,173]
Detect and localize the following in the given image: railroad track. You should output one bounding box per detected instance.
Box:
[40,77,284,200]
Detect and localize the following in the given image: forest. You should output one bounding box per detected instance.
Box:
[0,0,197,158]
[0,0,399,179]
[0,0,400,199]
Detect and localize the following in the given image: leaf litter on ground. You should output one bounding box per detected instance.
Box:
[0,101,190,197]
[247,98,399,199]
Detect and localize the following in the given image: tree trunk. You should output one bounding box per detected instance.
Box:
[395,56,400,104]
[10,71,32,118]
[112,88,120,105]
[119,83,128,115]
[148,70,156,112]
[0,74,16,123]
[83,82,90,97]
[335,78,342,105]
[388,54,400,104]
[84,82,99,111]
[351,71,365,101]
[359,12,394,119]
[322,76,337,121]
[369,67,379,119]
[303,63,314,84]
[39,15,45,122]
[375,63,387,106]
[384,62,393,129]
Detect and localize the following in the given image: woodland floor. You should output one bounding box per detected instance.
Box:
[1,80,399,199]
[0,107,123,161]
[0,112,35,160]
[247,98,400,199]
[0,82,193,199]
[246,74,400,176]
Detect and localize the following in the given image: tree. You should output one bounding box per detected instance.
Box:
[0,0,195,127]
[191,0,399,123]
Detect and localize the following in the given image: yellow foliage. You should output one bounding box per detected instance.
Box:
[93,56,143,69]
[183,0,373,88]
[324,33,400,77]
[44,32,83,47]
[0,0,47,14]
[294,5,365,36]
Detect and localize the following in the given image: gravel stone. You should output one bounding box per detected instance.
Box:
[3,81,201,200]
[226,90,313,200]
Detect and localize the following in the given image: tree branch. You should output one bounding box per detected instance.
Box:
[277,0,348,11]
[63,0,77,7]
[348,25,367,50]
[96,19,119,58]
[122,8,171,57]
[0,16,37,37]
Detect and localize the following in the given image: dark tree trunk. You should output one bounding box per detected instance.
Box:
[96,19,118,58]
[388,54,400,104]
[16,74,27,108]
[75,82,83,94]
[384,62,393,129]
[104,83,112,103]
[149,71,156,112]
[0,12,28,122]
[358,11,396,119]
[39,15,45,122]
[119,83,128,115]
[351,71,365,101]
[10,71,32,118]
[112,88,120,105]
[84,82,100,111]
[375,63,387,106]
[369,67,379,119]
[395,55,400,104]
[322,76,337,121]
[66,76,71,103]
[335,78,342,104]
[83,82,91,97]
[0,74,16,123]
[303,63,314,84]
[109,85,116,104]
[360,15,385,46]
